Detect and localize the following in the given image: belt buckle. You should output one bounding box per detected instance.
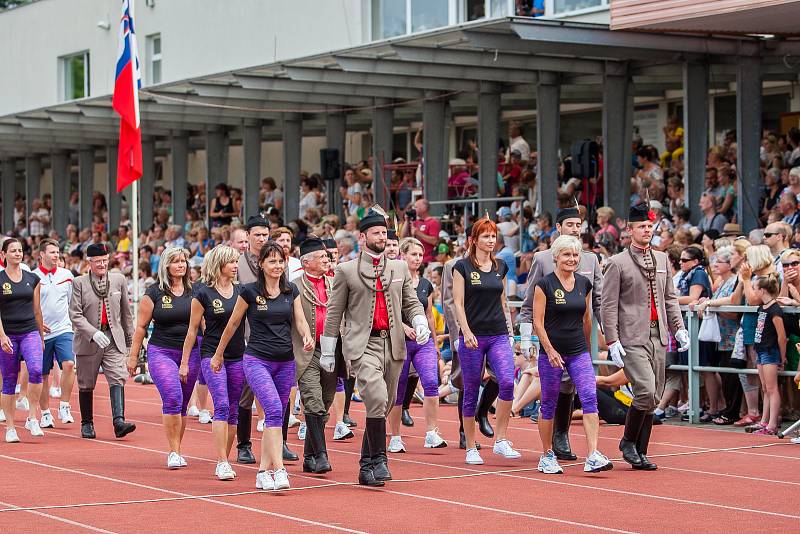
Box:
[379,329,388,339]
[650,320,658,328]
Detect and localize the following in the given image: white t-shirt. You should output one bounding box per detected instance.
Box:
[0,263,31,273]
[507,136,531,162]
[34,266,74,340]
[497,221,520,253]
[298,191,319,221]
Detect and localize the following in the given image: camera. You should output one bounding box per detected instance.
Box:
[405,208,417,220]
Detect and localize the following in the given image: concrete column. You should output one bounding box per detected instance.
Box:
[51,153,70,237]
[282,113,302,223]
[602,69,633,222]
[683,62,709,225]
[478,85,500,217]
[107,146,120,233]
[423,91,447,216]
[737,56,762,232]
[1,159,16,234]
[242,123,261,220]
[537,72,561,217]
[372,99,394,210]
[78,148,94,230]
[141,139,155,230]
[172,134,189,229]
[24,157,41,234]
[326,112,346,217]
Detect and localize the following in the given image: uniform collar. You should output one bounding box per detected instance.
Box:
[363,248,384,265]
[39,264,57,276]
[630,243,651,255]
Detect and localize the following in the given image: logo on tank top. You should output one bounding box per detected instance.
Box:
[161,295,173,309]
[212,298,225,314]
[1,282,11,295]
[554,289,566,305]
[255,295,269,311]
[469,271,481,285]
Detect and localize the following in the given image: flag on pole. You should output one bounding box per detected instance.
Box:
[112,0,142,193]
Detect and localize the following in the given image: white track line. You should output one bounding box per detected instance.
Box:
[0,499,117,533]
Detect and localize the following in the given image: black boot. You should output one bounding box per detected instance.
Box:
[237,407,256,464]
[457,390,481,450]
[307,414,332,473]
[303,420,317,473]
[552,392,577,461]
[358,430,383,486]
[619,407,646,467]
[401,409,414,427]
[475,380,499,438]
[402,375,419,427]
[79,389,95,439]
[634,414,658,471]
[343,377,357,428]
[367,417,391,481]
[282,403,298,461]
[283,441,299,461]
[109,385,136,438]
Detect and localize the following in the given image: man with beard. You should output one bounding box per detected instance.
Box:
[322,211,428,486]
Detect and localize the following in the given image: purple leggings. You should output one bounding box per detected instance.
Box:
[1,331,43,395]
[200,357,244,425]
[395,339,439,406]
[458,335,515,418]
[336,377,344,393]
[148,343,200,416]
[243,354,295,428]
[537,350,598,420]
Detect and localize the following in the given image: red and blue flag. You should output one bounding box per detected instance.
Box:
[112,0,142,193]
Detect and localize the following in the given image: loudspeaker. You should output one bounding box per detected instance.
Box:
[570,139,599,180]
[320,148,340,181]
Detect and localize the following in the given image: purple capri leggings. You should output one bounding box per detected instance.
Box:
[458,335,515,418]
[1,331,43,394]
[200,357,245,425]
[395,338,439,406]
[148,343,200,416]
[537,350,598,420]
[243,354,295,428]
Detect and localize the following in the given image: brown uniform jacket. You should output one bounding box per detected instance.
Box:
[70,272,133,355]
[600,247,684,347]
[441,257,461,349]
[292,273,345,378]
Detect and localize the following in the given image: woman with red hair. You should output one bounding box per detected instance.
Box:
[452,218,519,465]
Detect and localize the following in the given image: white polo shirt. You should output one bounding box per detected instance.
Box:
[33,266,74,340]
[288,256,303,282]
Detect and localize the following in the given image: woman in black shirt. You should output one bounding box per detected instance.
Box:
[453,218,519,466]
[533,235,611,475]
[182,245,244,481]
[0,238,46,443]
[215,242,313,491]
[128,247,198,469]
[209,183,235,228]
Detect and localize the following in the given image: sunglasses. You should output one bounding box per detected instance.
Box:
[783,261,800,268]
[679,258,695,263]
[763,232,779,238]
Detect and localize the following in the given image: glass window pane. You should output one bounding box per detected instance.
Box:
[67,54,85,100]
[153,36,161,56]
[372,0,406,39]
[410,0,448,33]
[152,60,161,84]
[467,0,486,21]
[553,0,602,14]
[489,0,510,17]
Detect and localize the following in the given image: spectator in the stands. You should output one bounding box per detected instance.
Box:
[209,183,235,228]
[261,177,283,211]
[704,167,724,205]
[28,198,50,237]
[496,206,519,253]
[401,198,440,264]
[778,190,800,227]
[506,121,530,162]
[635,145,662,182]
[697,193,727,234]
[763,221,791,277]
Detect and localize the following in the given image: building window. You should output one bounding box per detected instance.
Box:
[410,0,448,33]
[60,51,89,101]
[372,0,407,39]
[372,0,450,40]
[553,0,605,15]
[466,0,514,21]
[147,33,162,85]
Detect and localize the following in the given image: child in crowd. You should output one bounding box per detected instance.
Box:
[750,274,786,435]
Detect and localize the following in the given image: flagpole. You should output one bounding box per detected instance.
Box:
[131,178,140,322]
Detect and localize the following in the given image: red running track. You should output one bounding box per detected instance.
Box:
[1,377,799,533]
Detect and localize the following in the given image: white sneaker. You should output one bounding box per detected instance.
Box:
[333,421,354,440]
[256,470,275,490]
[25,418,44,437]
[198,410,212,424]
[58,404,74,424]
[256,419,265,432]
[273,467,290,490]
[0,409,6,422]
[493,439,521,459]
[790,435,800,444]
[14,384,20,394]
[187,405,200,417]
[16,396,29,411]
[167,451,182,469]
[288,414,301,428]
[465,447,484,465]
[40,411,55,429]
[424,428,447,449]
[297,422,307,440]
[538,450,564,474]
[179,455,188,467]
[49,386,61,399]
[251,400,257,411]
[584,450,613,473]
[215,461,236,481]
[5,427,19,443]
[388,435,406,453]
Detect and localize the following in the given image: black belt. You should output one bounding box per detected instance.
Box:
[370,329,389,338]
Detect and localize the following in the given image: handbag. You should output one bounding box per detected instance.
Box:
[698,312,722,343]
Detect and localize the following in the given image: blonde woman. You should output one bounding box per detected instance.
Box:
[181,245,244,481]
[595,207,618,243]
[128,247,197,468]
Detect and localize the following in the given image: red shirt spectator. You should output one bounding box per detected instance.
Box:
[402,198,441,264]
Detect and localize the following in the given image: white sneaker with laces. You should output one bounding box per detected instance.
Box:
[5,427,19,443]
[465,447,484,465]
[167,451,182,469]
[493,439,521,459]
[256,419,265,432]
[791,435,800,444]
[273,468,290,490]
[40,411,55,429]
[297,422,306,440]
[584,450,613,473]
[16,396,29,411]
[333,421,354,440]
[256,470,275,490]
[25,418,44,437]
[58,404,74,424]
[388,435,406,453]
[424,428,447,448]
[187,405,200,417]
[49,386,61,399]
[538,450,563,474]
[0,409,6,422]
[179,455,188,467]
[288,414,301,428]
[198,410,212,424]
[215,461,236,480]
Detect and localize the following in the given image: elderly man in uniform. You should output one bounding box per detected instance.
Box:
[322,211,429,487]
[69,243,136,439]
[518,205,603,462]
[601,202,687,470]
